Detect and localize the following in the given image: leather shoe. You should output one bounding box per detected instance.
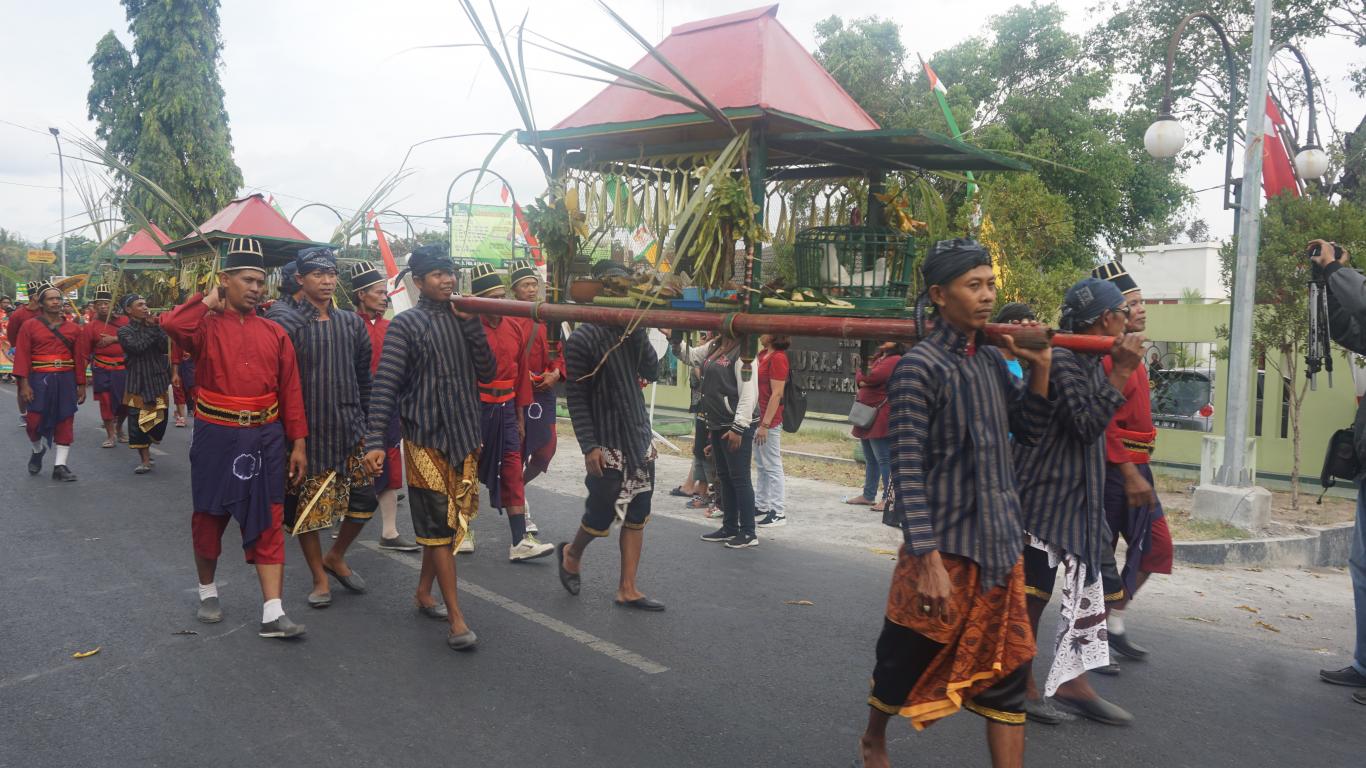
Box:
[1025,697,1076,725]
[1354,690,1366,705]
[1109,631,1149,660]
[614,596,666,612]
[446,630,478,651]
[196,597,223,624]
[416,602,449,620]
[1094,662,1121,676]
[1054,693,1133,726]
[259,615,306,639]
[556,543,580,596]
[27,447,45,475]
[1320,666,1366,687]
[306,592,332,609]
[52,465,77,482]
[324,564,366,593]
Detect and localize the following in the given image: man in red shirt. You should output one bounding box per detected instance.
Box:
[8,280,48,426]
[161,237,309,639]
[14,283,86,481]
[348,262,419,553]
[1092,261,1173,666]
[469,263,553,562]
[78,285,130,448]
[509,259,564,488]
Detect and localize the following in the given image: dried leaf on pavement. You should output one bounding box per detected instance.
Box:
[784,600,815,606]
[1235,604,1260,614]
[1181,616,1218,624]
[1279,613,1312,621]
[1255,621,1281,633]
[868,548,898,556]
[71,647,101,659]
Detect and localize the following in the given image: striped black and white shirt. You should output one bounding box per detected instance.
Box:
[117,320,171,403]
[364,297,495,461]
[266,297,372,475]
[1014,347,1126,577]
[888,322,1053,589]
[564,324,658,472]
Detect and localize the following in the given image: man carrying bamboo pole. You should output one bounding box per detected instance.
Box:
[509,258,563,491]
[859,239,1053,768]
[467,263,554,562]
[265,247,376,609]
[362,244,496,651]
[78,285,129,448]
[161,237,309,638]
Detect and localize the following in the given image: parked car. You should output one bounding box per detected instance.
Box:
[1150,367,1215,432]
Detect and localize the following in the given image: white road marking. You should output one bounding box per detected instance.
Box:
[362,541,669,675]
[150,447,168,456]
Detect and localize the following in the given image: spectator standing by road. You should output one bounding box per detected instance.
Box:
[754,334,790,527]
[847,341,904,512]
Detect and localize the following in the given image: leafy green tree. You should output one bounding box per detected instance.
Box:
[87,0,243,231]
[1218,194,1366,506]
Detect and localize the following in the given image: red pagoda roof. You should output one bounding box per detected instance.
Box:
[552,4,877,133]
[194,194,312,242]
[114,223,172,257]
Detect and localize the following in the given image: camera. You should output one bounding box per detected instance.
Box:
[1307,242,1345,263]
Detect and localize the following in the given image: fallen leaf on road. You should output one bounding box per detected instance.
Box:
[172,630,199,636]
[1279,613,1312,621]
[71,647,101,659]
[1234,605,1260,614]
[1311,648,1331,654]
[868,548,898,556]
[1181,616,1218,624]
[1255,621,1281,633]
[1243,567,1263,572]
[784,600,815,606]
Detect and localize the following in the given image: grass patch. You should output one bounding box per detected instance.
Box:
[1164,509,1252,541]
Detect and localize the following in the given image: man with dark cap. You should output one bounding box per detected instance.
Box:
[265,246,375,609]
[117,294,172,474]
[14,282,87,481]
[860,238,1054,768]
[467,262,554,562]
[508,259,563,492]
[1014,276,1145,727]
[9,280,51,427]
[556,315,665,612]
[362,244,496,651]
[348,261,418,552]
[161,237,309,639]
[78,284,129,448]
[1091,260,1171,668]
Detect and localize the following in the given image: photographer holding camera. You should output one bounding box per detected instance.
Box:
[1312,238,1366,705]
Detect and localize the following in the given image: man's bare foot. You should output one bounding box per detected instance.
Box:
[562,547,581,575]
[415,593,440,609]
[616,587,645,603]
[448,616,471,636]
[1056,674,1097,700]
[844,495,875,506]
[859,735,888,768]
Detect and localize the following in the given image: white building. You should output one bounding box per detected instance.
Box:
[1121,241,1227,303]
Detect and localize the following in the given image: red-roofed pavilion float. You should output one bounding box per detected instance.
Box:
[452,4,1112,357]
[162,193,332,298]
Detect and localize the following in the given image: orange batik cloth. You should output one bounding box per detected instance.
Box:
[881,548,1035,730]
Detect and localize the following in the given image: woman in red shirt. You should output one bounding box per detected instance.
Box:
[754,334,790,527]
[846,341,904,511]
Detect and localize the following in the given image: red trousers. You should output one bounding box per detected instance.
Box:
[96,390,125,422]
[499,450,525,507]
[26,414,73,446]
[191,506,285,565]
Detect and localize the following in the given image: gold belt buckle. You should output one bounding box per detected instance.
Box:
[237,409,252,426]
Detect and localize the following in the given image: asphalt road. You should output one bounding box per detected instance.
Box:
[0,393,1360,768]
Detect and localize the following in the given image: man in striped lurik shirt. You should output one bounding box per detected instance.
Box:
[1014,277,1145,727]
[363,244,496,651]
[266,247,376,610]
[861,239,1053,768]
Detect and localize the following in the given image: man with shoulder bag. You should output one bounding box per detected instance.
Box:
[1313,238,1366,706]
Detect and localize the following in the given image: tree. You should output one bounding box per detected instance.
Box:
[1218,193,1366,507]
[86,0,243,231]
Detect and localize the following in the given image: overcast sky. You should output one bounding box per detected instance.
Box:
[1,0,1362,249]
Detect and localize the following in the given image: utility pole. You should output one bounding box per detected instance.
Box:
[48,127,66,277]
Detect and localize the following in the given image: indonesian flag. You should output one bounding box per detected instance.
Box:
[368,211,411,314]
[1262,96,1300,200]
[501,185,542,264]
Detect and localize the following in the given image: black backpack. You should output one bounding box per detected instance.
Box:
[781,364,807,433]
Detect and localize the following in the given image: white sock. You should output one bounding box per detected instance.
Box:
[262,598,284,624]
[378,489,399,539]
[31,440,42,453]
[1109,609,1126,635]
[55,444,69,466]
[198,583,218,601]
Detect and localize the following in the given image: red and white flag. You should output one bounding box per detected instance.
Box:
[369,211,411,314]
[1262,96,1300,200]
[501,185,542,264]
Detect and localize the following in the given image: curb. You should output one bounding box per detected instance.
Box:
[1173,521,1355,568]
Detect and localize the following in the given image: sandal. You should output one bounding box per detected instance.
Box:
[101,439,115,449]
[174,415,187,428]
[669,485,693,498]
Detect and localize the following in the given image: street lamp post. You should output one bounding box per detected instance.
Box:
[48,127,66,277]
[1144,1,1329,500]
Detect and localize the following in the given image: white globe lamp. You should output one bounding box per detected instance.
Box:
[1293,145,1330,180]
[1144,115,1186,159]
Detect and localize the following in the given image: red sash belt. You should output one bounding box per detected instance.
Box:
[93,354,126,371]
[1113,426,1157,463]
[31,354,74,372]
[479,377,517,404]
[196,389,280,428]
